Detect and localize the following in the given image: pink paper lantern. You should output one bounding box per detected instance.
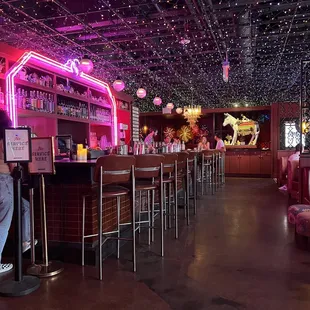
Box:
[166,102,174,110]
[176,108,183,114]
[113,79,125,92]
[79,55,93,74]
[153,97,162,106]
[136,88,147,98]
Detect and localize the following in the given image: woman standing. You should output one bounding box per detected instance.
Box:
[0,110,32,273]
[198,136,210,151]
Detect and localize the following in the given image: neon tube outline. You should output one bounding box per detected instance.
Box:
[5,51,118,145]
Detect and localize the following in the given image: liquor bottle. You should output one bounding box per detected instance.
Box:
[181,141,185,151]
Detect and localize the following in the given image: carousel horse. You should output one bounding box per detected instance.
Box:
[223,113,260,145]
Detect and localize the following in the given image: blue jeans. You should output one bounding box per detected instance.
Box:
[0,174,30,263]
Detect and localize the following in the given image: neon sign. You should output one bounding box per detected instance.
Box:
[64,59,80,76]
[5,51,118,145]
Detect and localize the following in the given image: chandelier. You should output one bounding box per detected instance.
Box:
[183,105,202,127]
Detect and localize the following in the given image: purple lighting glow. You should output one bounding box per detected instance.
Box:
[5,51,118,145]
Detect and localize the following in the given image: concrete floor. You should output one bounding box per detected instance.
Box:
[1,178,310,309]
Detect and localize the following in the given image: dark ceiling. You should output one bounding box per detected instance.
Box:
[0,0,309,111]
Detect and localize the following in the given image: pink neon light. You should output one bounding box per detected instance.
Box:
[5,51,118,145]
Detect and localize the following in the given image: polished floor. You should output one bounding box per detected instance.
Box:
[1,178,310,310]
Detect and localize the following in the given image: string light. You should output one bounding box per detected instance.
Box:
[0,0,307,113]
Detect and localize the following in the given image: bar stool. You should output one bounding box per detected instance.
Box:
[219,152,225,185]
[162,153,178,238]
[134,154,165,256]
[188,151,198,217]
[201,150,213,195]
[176,151,190,226]
[214,150,225,189]
[214,150,220,191]
[82,155,136,280]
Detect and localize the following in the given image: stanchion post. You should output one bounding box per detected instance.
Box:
[0,165,40,297]
[40,174,49,267]
[27,137,63,278]
[29,186,36,265]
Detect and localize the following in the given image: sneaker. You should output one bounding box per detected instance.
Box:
[23,239,38,253]
[0,263,13,274]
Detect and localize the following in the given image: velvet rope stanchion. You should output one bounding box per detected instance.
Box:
[27,137,63,278]
[0,164,40,297]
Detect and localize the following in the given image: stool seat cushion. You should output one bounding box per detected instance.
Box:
[103,185,129,198]
[287,204,310,224]
[296,212,310,237]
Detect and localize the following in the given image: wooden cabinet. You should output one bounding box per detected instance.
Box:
[260,153,272,175]
[249,154,261,174]
[239,155,250,174]
[229,156,240,174]
[225,151,271,176]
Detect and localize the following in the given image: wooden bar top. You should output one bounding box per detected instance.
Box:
[54,159,97,165]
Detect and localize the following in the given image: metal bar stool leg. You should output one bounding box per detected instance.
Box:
[168,183,172,229]
[131,165,137,272]
[147,190,151,245]
[160,163,164,257]
[216,155,218,187]
[174,160,179,239]
[151,190,155,243]
[186,159,190,226]
[138,192,142,233]
[117,196,121,259]
[82,195,86,266]
[164,183,167,231]
[212,155,215,195]
[194,156,197,215]
[201,155,204,196]
[99,167,103,280]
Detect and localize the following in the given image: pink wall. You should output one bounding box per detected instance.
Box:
[117,108,131,144]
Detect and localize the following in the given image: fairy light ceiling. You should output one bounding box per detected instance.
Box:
[0,0,309,112]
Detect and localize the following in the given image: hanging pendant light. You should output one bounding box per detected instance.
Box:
[153,97,162,106]
[166,103,174,110]
[79,55,93,74]
[136,88,147,98]
[222,51,230,83]
[113,78,125,92]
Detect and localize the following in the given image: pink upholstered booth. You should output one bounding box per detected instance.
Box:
[287,159,299,200]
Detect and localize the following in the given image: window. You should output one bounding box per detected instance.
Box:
[284,121,304,148]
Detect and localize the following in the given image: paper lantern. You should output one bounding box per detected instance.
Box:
[153,97,162,106]
[136,88,147,98]
[113,79,125,92]
[79,55,93,74]
[166,103,174,110]
[222,59,230,83]
[176,107,183,114]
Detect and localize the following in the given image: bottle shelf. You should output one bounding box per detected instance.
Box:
[56,90,88,103]
[56,113,90,124]
[9,64,116,129]
[17,108,56,118]
[89,99,111,109]
[15,78,54,93]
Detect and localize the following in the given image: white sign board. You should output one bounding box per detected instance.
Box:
[4,128,32,163]
[29,137,55,174]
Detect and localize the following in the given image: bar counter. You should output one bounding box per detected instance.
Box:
[39,159,131,245]
[36,154,189,257]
